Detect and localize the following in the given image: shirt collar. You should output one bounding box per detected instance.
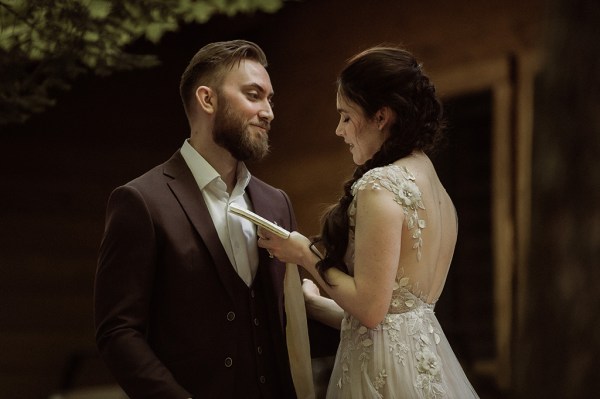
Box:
[180,139,252,195]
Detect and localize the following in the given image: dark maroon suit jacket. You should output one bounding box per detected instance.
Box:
[94,151,297,398]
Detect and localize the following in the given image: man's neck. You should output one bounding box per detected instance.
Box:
[189,135,238,194]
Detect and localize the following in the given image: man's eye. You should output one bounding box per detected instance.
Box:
[247,92,259,100]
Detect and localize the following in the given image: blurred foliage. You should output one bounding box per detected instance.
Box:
[0,0,284,125]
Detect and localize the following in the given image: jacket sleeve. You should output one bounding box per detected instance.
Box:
[94,185,191,399]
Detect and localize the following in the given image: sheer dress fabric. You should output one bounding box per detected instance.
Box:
[326,164,479,399]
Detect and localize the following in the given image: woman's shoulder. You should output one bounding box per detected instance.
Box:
[352,162,417,194]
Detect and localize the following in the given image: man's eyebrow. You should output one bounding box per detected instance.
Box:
[245,83,274,98]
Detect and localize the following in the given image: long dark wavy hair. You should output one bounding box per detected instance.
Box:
[315,45,445,282]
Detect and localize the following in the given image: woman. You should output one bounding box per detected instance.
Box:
[258,45,479,398]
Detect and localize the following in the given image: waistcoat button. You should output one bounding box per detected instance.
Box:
[259,375,266,384]
[226,311,235,321]
[224,357,233,367]
[253,318,259,326]
[257,346,262,354]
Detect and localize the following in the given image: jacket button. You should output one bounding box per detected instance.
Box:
[226,311,235,321]
[224,357,233,367]
[259,375,266,384]
[257,346,263,354]
[253,318,259,326]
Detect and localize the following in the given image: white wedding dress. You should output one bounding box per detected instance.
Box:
[326,163,479,399]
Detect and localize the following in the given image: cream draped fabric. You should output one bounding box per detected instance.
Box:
[284,263,315,399]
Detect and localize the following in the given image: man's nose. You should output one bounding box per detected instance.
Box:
[259,103,274,122]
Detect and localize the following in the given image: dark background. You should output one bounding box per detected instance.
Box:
[0,0,557,397]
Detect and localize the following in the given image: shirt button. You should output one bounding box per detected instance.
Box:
[254,318,259,326]
[257,346,263,354]
[224,357,233,367]
[259,376,266,384]
[226,311,235,321]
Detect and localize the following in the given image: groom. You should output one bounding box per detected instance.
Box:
[94,40,300,399]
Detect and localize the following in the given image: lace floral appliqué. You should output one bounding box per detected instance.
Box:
[336,317,387,398]
[351,165,426,260]
[336,300,446,399]
[330,164,457,399]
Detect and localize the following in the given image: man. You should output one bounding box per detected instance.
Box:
[94,40,298,399]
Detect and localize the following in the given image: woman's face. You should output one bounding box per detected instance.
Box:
[335,93,387,165]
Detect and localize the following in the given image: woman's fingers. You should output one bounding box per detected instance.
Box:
[302,278,321,296]
[257,228,276,258]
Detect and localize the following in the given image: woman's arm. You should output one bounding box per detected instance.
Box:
[302,278,344,330]
[259,187,403,328]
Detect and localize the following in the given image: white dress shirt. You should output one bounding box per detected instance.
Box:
[180,140,258,286]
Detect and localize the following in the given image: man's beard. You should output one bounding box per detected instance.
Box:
[213,101,270,162]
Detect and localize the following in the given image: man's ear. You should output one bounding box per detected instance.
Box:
[195,86,216,114]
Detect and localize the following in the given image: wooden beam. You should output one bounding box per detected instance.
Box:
[491,77,515,390]
[433,56,522,390]
[429,58,510,99]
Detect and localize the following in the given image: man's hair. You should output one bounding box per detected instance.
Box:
[179,40,268,117]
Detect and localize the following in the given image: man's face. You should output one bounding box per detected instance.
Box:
[213,60,274,162]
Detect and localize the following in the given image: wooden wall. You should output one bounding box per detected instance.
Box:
[0,0,543,397]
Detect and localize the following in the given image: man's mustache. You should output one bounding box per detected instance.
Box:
[252,120,271,131]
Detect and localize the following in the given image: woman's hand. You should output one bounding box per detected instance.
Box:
[301,277,345,329]
[257,228,312,267]
[301,278,321,301]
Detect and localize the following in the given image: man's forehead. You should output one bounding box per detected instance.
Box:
[223,60,271,87]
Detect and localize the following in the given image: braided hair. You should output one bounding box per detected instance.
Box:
[315,46,445,281]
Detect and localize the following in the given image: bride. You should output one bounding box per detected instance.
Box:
[258,45,479,399]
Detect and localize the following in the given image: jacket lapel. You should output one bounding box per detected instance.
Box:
[163,151,237,300]
[247,180,282,226]
[247,179,288,329]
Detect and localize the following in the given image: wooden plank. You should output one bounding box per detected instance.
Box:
[514,50,541,345]
[430,58,510,99]
[0,330,95,369]
[0,293,94,330]
[491,76,515,390]
[432,56,519,388]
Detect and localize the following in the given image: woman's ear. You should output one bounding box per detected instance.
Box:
[376,106,394,131]
[195,86,216,114]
